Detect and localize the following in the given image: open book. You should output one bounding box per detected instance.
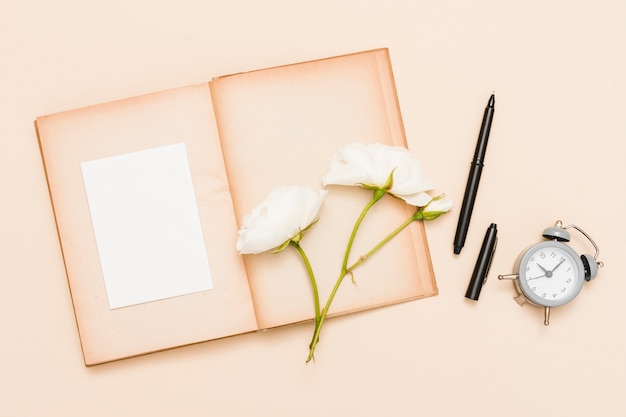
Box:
[35,48,437,366]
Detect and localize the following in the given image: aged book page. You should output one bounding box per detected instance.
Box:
[35,49,437,365]
[211,49,437,329]
[36,85,258,365]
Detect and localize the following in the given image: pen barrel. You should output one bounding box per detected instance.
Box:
[465,224,497,300]
[453,163,483,251]
[452,94,494,255]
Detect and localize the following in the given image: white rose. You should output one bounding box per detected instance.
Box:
[322,143,435,206]
[237,186,328,254]
[420,196,454,220]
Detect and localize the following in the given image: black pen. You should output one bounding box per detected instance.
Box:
[465,223,498,301]
[453,94,495,255]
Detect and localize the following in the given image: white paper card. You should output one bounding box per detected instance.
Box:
[81,143,214,309]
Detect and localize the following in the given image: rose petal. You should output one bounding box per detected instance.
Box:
[237,186,327,254]
[323,143,435,206]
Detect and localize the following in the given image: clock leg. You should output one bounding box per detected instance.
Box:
[513,294,526,306]
[544,307,551,326]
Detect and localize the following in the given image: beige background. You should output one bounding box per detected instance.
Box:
[2,1,625,416]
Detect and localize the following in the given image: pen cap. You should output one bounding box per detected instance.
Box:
[465,223,498,301]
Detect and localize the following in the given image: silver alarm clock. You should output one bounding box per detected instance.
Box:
[498,220,603,325]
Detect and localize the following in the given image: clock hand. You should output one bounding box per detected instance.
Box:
[527,274,546,281]
[534,263,552,278]
[550,259,565,273]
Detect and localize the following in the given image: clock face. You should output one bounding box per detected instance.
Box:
[517,242,584,307]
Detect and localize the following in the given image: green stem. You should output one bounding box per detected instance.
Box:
[347,209,422,271]
[290,241,321,324]
[306,206,424,363]
[341,188,386,272]
[306,270,347,363]
[306,189,386,363]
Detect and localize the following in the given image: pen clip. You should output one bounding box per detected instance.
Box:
[483,237,498,284]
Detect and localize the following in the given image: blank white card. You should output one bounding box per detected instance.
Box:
[81,143,214,309]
